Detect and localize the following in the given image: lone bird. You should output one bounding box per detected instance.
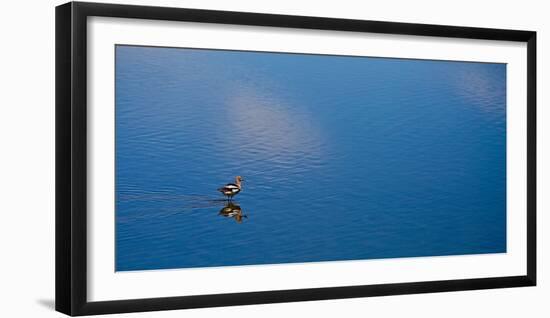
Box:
[217,176,244,201]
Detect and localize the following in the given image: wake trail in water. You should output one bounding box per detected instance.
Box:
[117,193,234,221]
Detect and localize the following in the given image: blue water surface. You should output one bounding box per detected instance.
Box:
[115,45,506,271]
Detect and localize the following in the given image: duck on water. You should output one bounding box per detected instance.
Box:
[218,176,244,201]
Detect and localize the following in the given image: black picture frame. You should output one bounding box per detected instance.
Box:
[56,1,537,316]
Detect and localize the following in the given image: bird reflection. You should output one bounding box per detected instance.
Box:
[219,202,248,223]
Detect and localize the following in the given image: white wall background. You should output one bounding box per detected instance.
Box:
[0,0,547,316]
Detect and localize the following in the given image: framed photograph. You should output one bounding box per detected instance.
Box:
[55,1,536,316]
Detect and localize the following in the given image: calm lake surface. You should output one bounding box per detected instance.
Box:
[115,45,506,271]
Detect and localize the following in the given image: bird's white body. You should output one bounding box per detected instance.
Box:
[218,176,243,200]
